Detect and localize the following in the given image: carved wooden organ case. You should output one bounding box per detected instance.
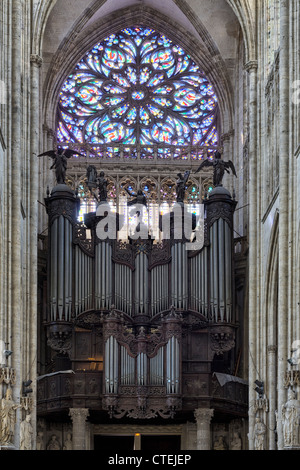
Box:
[43,183,238,420]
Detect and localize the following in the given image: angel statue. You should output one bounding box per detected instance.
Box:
[38,148,83,184]
[86,166,108,203]
[125,188,147,207]
[195,150,237,187]
[176,170,190,203]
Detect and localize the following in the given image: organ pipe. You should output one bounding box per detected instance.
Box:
[190,247,209,318]
[208,219,233,323]
[74,245,93,316]
[120,346,135,385]
[115,263,132,315]
[166,337,180,394]
[105,336,119,394]
[149,348,164,385]
[171,243,187,310]
[151,264,168,316]
[49,215,73,321]
[95,242,112,310]
[137,352,147,385]
[135,253,148,315]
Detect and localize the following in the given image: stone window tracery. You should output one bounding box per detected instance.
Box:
[57,26,219,154]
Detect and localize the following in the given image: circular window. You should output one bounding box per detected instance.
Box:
[57,26,219,150]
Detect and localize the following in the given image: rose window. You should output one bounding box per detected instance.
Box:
[57,26,219,152]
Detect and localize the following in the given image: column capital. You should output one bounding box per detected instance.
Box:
[221,129,235,143]
[69,408,89,421]
[244,60,258,73]
[194,407,214,424]
[30,54,43,68]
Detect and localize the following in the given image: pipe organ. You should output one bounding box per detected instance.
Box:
[41,181,244,422]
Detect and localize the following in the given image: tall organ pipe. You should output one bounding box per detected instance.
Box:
[171,243,187,310]
[46,187,79,322]
[50,218,58,321]
[105,336,119,394]
[166,337,180,394]
[95,242,112,310]
[204,186,236,324]
[218,219,225,322]
[225,222,232,322]
[151,264,169,316]
[50,215,73,321]
[57,215,65,320]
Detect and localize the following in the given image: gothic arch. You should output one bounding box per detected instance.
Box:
[32,0,107,56]
[32,0,58,55]
[42,3,235,137]
[225,0,256,63]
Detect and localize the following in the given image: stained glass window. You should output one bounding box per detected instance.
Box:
[57,26,219,151]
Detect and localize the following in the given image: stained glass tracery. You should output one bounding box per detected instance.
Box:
[57,26,219,151]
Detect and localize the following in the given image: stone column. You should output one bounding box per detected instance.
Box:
[194,408,214,450]
[10,0,23,449]
[267,345,277,450]
[277,0,290,451]
[245,59,258,451]
[69,408,89,450]
[29,52,43,451]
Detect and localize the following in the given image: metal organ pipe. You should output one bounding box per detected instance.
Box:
[225,222,232,323]
[120,346,135,385]
[50,217,58,321]
[171,243,187,310]
[166,337,180,394]
[204,246,208,316]
[207,219,233,323]
[150,348,164,385]
[57,215,64,320]
[218,219,225,322]
[50,216,73,321]
[105,336,118,394]
[213,222,219,322]
[151,264,168,316]
[114,263,132,316]
[190,248,208,319]
[134,253,148,316]
[73,244,93,316]
[137,352,147,386]
[95,242,112,311]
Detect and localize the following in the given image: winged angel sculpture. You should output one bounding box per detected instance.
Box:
[196,151,237,187]
[38,148,83,184]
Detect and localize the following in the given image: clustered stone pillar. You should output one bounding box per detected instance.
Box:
[194,408,214,450]
[245,58,258,451]
[69,408,89,450]
[277,0,290,451]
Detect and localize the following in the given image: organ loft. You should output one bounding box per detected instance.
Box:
[36,150,248,451]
